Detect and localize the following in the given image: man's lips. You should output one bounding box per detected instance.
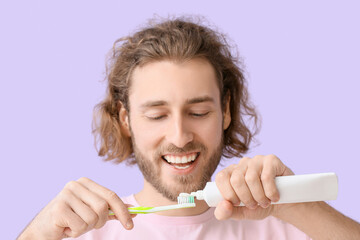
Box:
[161,152,200,165]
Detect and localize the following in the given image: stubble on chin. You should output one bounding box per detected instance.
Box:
[133,140,223,201]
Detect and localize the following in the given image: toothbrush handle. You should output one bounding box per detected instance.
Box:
[204,173,338,207]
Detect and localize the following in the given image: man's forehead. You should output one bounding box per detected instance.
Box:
[128,59,221,107]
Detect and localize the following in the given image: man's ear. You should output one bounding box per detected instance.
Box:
[223,94,231,130]
[118,102,131,137]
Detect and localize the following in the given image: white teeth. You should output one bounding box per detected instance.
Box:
[163,153,197,164]
[173,164,191,170]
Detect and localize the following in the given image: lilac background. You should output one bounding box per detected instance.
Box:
[1,0,359,238]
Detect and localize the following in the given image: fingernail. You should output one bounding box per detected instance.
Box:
[272,197,280,202]
[261,202,270,208]
[126,221,133,229]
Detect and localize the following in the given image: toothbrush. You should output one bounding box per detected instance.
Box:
[108,195,196,215]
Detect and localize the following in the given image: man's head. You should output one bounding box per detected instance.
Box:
[93,16,258,200]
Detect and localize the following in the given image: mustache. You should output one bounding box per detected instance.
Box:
[155,142,207,156]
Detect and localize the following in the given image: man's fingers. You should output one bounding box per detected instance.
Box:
[215,165,240,205]
[108,205,137,221]
[214,155,294,221]
[106,191,134,229]
[56,203,90,238]
[214,200,233,220]
[230,168,257,209]
[261,160,280,202]
[261,155,293,202]
[245,170,271,208]
[77,177,134,230]
[261,174,279,202]
[65,180,109,229]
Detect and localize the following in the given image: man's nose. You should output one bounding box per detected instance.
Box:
[166,115,193,148]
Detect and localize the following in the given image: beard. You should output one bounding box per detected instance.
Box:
[131,134,224,202]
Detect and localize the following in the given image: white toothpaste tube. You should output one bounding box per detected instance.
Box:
[190,172,338,207]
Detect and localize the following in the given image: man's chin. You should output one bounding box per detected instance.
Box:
[156,176,208,201]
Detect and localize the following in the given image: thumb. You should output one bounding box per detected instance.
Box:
[214,200,234,220]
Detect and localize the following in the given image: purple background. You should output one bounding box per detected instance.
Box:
[1,0,359,238]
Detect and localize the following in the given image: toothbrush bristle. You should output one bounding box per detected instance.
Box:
[177,195,195,204]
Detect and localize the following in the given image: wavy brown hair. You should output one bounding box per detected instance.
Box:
[92,16,260,164]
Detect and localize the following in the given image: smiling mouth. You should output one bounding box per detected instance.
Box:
[161,152,200,169]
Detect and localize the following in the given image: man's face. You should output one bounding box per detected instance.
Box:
[126,58,229,201]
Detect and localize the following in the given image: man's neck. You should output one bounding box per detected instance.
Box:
[134,180,209,216]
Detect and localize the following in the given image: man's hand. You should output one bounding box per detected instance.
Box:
[214,154,293,220]
[18,177,136,240]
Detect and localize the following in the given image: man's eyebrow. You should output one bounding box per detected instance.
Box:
[140,96,215,109]
[140,100,168,109]
[186,96,215,104]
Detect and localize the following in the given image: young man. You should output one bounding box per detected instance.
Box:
[19,17,360,239]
